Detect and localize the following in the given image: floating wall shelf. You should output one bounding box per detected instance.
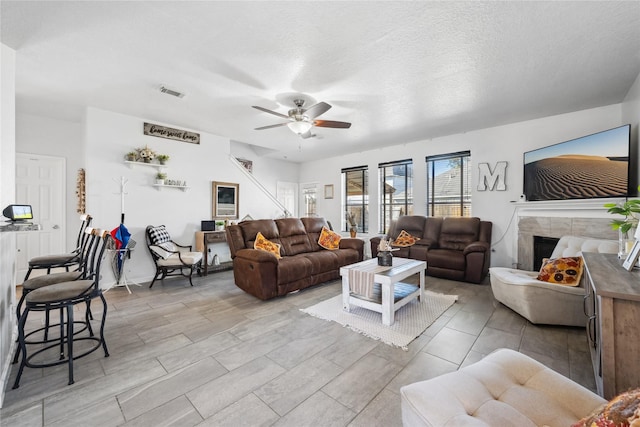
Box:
[152,184,189,192]
[124,160,166,172]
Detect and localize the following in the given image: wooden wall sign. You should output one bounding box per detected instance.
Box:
[143,122,200,144]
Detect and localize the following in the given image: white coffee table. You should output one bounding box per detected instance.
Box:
[340,257,426,326]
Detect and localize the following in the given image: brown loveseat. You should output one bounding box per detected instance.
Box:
[370,216,492,284]
[226,217,364,300]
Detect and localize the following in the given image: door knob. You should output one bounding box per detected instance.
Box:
[52,224,60,229]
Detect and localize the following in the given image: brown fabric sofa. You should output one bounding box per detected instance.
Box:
[370,216,492,284]
[226,217,364,300]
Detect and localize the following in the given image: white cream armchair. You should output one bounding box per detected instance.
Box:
[400,348,606,426]
[489,236,617,326]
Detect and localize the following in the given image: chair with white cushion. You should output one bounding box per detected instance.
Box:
[400,348,606,426]
[489,235,617,326]
[145,225,203,288]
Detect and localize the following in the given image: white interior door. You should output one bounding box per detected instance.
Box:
[276,181,298,217]
[15,154,66,280]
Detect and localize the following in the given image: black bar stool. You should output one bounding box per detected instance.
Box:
[12,229,111,388]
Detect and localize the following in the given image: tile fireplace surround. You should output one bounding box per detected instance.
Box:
[516,201,619,270]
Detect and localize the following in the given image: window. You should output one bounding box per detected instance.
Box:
[301,183,318,217]
[379,159,413,233]
[342,166,368,232]
[426,151,471,217]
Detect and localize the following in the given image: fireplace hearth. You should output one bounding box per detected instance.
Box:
[517,216,616,270]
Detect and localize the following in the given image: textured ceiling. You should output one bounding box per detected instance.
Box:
[2,1,640,162]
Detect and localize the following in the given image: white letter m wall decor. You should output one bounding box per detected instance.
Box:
[477,161,507,191]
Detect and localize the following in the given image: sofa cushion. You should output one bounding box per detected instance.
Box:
[276,256,313,285]
[302,217,332,251]
[390,216,426,240]
[427,248,466,270]
[318,226,341,250]
[302,251,339,274]
[276,218,313,256]
[254,232,282,259]
[537,256,583,286]
[240,219,281,248]
[438,217,480,250]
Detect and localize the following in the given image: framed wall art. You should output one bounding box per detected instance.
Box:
[212,181,239,219]
[324,184,334,199]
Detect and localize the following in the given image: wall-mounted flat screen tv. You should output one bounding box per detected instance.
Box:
[523,124,632,202]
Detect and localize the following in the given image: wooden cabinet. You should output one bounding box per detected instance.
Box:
[582,252,640,399]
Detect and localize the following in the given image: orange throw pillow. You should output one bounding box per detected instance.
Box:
[318,226,341,250]
[254,232,281,259]
[572,388,640,427]
[392,230,420,247]
[537,256,583,286]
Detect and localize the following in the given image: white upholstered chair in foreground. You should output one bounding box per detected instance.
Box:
[489,236,617,326]
[400,348,606,426]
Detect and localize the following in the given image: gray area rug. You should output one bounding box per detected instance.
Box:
[300,291,458,350]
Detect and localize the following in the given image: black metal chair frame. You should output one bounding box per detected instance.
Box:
[12,226,99,364]
[23,214,93,280]
[12,229,110,388]
[145,225,202,288]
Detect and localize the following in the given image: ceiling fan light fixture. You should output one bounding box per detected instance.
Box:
[287,121,313,135]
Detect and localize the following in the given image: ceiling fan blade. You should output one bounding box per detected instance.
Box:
[252,105,289,119]
[303,102,331,120]
[300,130,314,139]
[313,120,351,129]
[255,123,289,130]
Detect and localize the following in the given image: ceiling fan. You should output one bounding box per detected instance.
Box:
[252,99,351,139]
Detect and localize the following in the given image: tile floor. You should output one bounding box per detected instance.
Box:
[1,270,596,426]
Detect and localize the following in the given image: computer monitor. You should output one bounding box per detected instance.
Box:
[2,204,33,222]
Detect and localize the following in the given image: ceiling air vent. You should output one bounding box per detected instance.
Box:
[159,85,185,98]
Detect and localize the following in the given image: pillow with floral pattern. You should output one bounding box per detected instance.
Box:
[571,388,640,427]
[537,256,583,286]
[254,232,281,259]
[318,226,341,250]
[392,230,420,247]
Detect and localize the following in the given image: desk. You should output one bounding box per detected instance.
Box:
[195,230,228,275]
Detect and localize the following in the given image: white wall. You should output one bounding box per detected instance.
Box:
[84,108,299,285]
[0,43,17,408]
[299,104,627,268]
[16,114,84,250]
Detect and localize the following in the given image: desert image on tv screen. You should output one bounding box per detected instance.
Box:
[524,125,630,201]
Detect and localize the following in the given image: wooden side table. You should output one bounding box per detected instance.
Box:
[195,230,227,275]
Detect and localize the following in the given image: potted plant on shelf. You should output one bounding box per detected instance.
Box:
[125,151,138,162]
[346,211,358,238]
[604,186,640,257]
[157,154,169,165]
[155,172,167,185]
[137,145,156,163]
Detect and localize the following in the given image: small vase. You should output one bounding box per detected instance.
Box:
[378,251,392,266]
[349,229,357,238]
[619,227,637,258]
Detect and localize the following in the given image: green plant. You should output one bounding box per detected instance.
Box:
[156,172,167,180]
[157,154,169,164]
[604,186,640,233]
[125,151,137,161]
